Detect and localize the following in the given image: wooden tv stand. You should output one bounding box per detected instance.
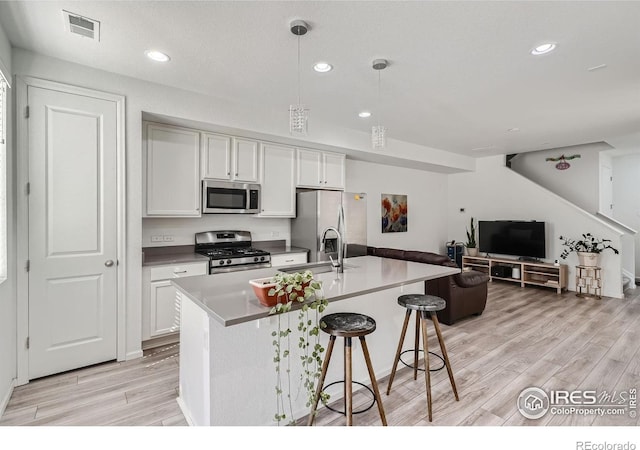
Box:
[462,255,568,294]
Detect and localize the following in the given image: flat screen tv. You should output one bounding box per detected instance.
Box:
[478,220,546,259]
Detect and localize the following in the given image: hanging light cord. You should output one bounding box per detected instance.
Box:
[297,34,301,106]
[376,69,381,127]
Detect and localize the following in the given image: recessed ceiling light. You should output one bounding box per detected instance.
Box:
[507,127,520,132]
[530,43,556,56]
[313,62,333,73]
[358,111,371,118]
[145,50,170,62]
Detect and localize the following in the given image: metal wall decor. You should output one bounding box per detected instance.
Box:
[545,154,581,170]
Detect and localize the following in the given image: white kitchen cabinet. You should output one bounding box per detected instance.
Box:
[144,122,201,217]
[270,252,308,267]
[257,143,296,217]
[296,148,345,190]
[142,261,208,341]
[201,133,259,183]
[201,132,232,180]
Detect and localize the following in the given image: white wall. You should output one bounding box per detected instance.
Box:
[510,142,610,213]
[0,20,15,413]
[448,156,624,298]
[613,153,640,279]
[345,159,448,253]
[142,216,291,248]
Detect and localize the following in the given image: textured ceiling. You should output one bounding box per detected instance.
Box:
[1,0,639,156]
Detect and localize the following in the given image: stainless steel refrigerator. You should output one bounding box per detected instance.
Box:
[291,190,367,263]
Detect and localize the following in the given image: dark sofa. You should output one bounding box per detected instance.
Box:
[366,246,489,325]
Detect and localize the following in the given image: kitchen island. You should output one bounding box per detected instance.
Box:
[173,255,459,426]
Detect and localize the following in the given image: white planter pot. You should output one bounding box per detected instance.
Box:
[467,247,478,257]
[577,252,600,267]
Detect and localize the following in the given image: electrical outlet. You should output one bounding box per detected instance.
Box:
[163,235,174,242]
[151,235,163,242]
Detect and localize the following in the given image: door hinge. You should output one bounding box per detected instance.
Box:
[26,182,30,195]
[26,337,30,349]
[26,260,30,272]
[25,105,29,118]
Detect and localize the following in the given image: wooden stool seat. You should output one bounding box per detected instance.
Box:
[387,294,459,422]
[308,312,387,426]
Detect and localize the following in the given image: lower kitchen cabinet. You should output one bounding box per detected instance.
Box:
[270,252,308,267]
[142,261,208,342]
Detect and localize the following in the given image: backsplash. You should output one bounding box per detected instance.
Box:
[142,216,291,247]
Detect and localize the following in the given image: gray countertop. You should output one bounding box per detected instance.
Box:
[141,245,209,267]
[142,241,309,266]
[252,240,309,255]
[172,255,460,327]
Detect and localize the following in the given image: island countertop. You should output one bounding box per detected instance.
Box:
[172,255,460,327]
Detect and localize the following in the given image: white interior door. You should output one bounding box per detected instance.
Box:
[28,85,118,379]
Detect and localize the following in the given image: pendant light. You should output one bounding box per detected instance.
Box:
[371,59,388,149]
[289,20,309,135]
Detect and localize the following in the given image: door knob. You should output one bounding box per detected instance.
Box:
[105,260,114,267]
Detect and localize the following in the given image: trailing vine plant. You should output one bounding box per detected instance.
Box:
[268,270,329,425]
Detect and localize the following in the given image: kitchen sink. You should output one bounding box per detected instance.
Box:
[279,261,358,274]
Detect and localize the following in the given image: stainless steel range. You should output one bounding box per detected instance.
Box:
[195,230,271,274]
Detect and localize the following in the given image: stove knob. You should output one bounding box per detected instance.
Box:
[218,260,224,265]
[254,257,259,262]
[226,259,232,264]
[260,256,265,261]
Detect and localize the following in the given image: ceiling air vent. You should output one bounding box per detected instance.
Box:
[63,10,100,41]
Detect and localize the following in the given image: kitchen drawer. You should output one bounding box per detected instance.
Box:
[150,261,208,281]
[271,252,308,268]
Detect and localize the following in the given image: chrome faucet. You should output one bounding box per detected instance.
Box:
[320,226,343,273]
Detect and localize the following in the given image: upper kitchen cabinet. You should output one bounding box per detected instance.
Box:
[202,133,259,183]
[257,143,296,217]
[144,122,201,217]
[296,148,345,190]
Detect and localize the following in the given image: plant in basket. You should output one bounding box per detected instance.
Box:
[264,270,329,425]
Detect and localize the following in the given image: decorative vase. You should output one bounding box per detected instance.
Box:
[577,252,600,267]
[467,247,479,257]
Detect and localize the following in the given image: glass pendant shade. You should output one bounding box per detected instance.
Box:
[371,125,387,148]
[289,104,308,135]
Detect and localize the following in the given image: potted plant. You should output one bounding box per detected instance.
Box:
[465,217,478,257]
[559,233,619,267]
[265,270,329,426]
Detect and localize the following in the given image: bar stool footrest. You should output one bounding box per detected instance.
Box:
[399,349,445,372]
[321,380,376,415]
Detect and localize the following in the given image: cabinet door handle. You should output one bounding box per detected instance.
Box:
[285,259,294,262]
[324,181,327,184]
[173,270,188,274]
[227,172,230,176]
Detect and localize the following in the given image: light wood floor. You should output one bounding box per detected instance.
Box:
[2,282,639,427]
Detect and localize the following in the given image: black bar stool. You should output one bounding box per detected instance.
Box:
[308,312,387,426]
[387,294,459,422]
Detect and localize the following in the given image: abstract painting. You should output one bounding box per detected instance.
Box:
[381,194,407,233]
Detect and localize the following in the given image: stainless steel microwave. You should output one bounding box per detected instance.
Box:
[202,180,261,214]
